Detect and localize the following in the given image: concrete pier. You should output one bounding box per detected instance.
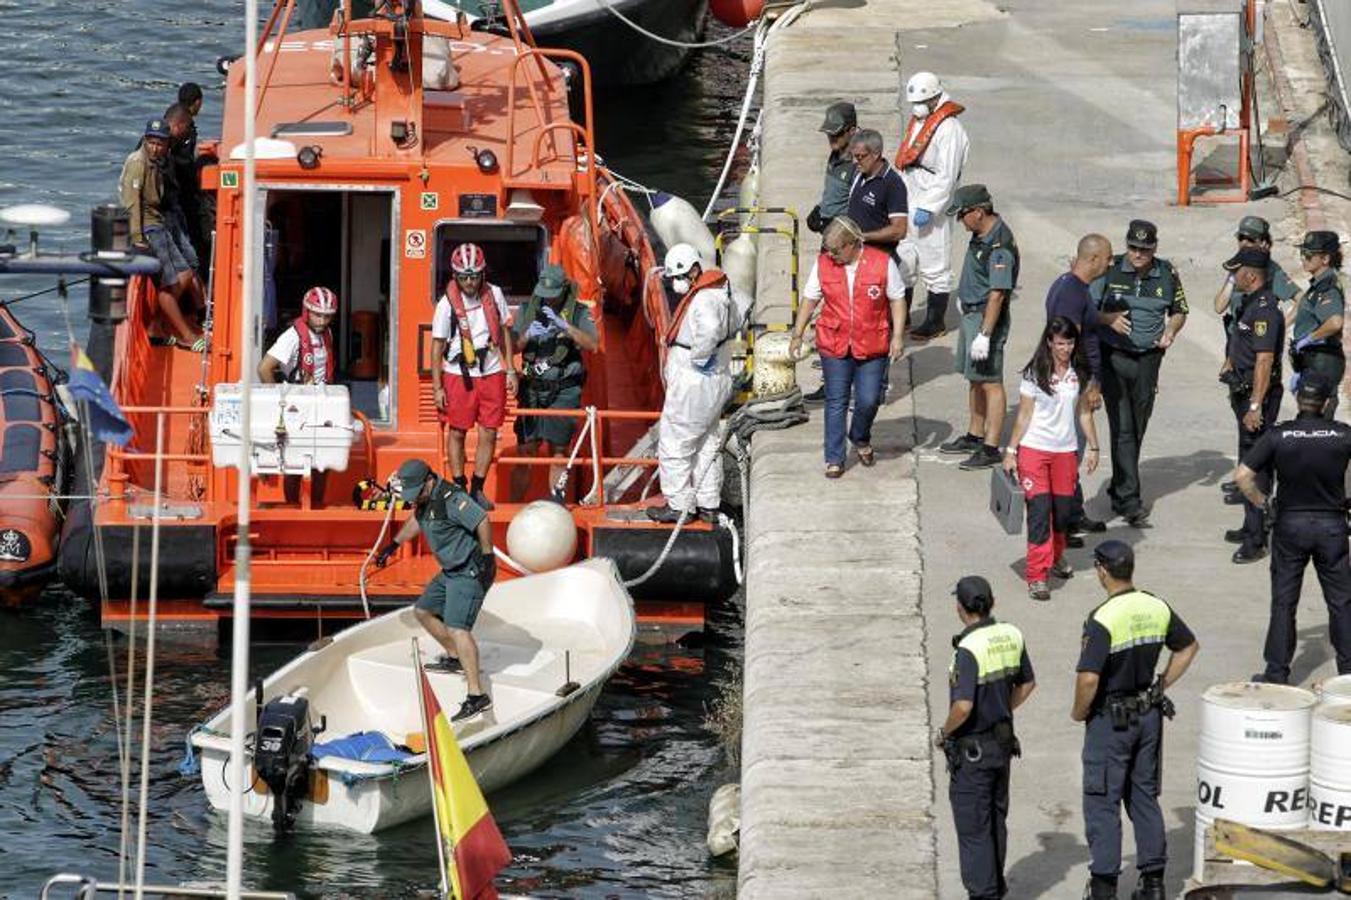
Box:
[741,0,1350,896]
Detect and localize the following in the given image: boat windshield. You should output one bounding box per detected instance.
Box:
[432,221,548,306]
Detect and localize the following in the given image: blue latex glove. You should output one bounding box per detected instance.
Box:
[541,305,568,330]
[1294,335,1317,352]
[1289,372,1302,394]
[525,319,553,341]
[912,208,932,228]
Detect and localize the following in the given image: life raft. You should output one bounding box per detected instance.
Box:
[0,305,65,605]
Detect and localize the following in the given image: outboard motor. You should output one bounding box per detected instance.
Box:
[253,687,325,833]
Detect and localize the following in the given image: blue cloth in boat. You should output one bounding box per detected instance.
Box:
[312,731,414,764]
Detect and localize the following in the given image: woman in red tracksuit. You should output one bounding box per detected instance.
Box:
[1003,316,1100,601]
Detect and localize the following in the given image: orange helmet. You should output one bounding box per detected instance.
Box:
[302,286,338,315]
[449,243,486,275]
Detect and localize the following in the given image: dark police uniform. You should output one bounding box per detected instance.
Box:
[1227,261,1297,336]
[1291,268,1346,413]
[1091,245,1188,520]
[1078,589,1195,883]
[954,217,1019,384]
[1242,408,1351,682]
[847,160,908,254]
[1225,287,1285,549]
[413,477,491,630]
[946,618,1034,900]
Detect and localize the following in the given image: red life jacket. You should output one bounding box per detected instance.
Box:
[444,281,504,369]
[815,246,892,359]
[290,315,335,384]
[894,100,965,171]
[665,268,731,348]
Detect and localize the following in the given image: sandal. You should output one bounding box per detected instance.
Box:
[856,445,876,467]
[825,463,844,479]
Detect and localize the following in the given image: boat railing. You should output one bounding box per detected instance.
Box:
[504,48,597,205]
[105,406,211,503]
[495,406,660,505]
[40,873,295,900]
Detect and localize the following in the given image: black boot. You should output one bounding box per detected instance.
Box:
[1130,870,1164,900]
[1084,874,1118,900]
[909,292,950,341]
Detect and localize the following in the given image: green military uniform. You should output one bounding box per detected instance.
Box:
[1090,231,1188,520]
[1228,261,1298,334]
[1292,268,1346,409]
[953,216,1019,384]
[413,477,490,630]
[513,265,597,448]
[820,148,857,221]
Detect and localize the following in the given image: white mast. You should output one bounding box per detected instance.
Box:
[226,0,260,893]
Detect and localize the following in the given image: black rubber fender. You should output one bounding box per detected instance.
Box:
[592,525,737,604]
[58,500,217,600]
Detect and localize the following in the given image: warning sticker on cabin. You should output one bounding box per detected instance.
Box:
[404,229,427,259]
[220,171,239,189]
[420,191,439,211]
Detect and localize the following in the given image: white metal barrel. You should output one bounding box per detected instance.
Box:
[1193,682,1316,879]
[1314,673,1351,703]
[1309,701,1351,830]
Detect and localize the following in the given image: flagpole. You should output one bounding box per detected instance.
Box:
[411,638,453,900]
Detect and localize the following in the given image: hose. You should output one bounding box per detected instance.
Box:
[357,500,399,620]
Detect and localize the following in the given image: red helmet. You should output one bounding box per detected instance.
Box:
[302,286,339,315]
[449,242,486,275]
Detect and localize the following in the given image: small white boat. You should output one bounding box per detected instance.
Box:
[190,558,635,833]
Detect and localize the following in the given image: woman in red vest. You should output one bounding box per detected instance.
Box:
[789,217,909,478]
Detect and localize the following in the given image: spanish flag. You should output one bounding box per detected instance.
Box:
[419,670,512,899]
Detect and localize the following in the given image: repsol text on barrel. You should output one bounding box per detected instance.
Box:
[1196,780,1309,813]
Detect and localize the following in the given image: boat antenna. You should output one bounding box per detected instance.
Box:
[226,0,261,892]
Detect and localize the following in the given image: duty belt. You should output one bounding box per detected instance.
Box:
[1099,678,1176,730]
[941,720,1020,773]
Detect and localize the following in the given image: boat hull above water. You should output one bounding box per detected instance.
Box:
[190,559,636,833]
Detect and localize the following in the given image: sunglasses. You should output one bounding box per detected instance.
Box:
[455,271,484,279]
[1237,235,1263,244]
[850,150,876,162]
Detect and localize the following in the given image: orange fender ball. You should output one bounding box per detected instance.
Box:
[710,0,764,29]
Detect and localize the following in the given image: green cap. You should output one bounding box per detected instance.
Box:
[394,458,432,503]
[945,183,992,216]
[534,263,567,299]
[1299,230,1340,254]
[818,101,857,136]
[1125,219,1158,250]
[1236,215,1270,240]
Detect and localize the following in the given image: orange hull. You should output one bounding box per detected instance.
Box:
[0,306,63,606]
[58,5,735,630]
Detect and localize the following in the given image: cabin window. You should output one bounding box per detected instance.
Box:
[432,222,549,312]
[259,187,397,426]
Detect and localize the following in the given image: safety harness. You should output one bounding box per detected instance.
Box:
[443,282,504,388]
[894,100,965,172]
[666,269,733,351]
[289,315,335,384]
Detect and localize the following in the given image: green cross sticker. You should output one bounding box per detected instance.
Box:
[220,171,239,189]
[420,191,439,211]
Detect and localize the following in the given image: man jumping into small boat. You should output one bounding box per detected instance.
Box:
[119,117,206,351]
[377,458,496,722]
[431,243,517,512]
[258,285,339,506]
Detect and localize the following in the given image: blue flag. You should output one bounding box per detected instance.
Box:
[67,342,133,447]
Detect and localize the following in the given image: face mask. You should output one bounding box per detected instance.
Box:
[671,277,691,295]
[911,102,931,118]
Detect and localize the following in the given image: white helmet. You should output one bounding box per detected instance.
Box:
[905,71,942,104]
[663,243,701,278]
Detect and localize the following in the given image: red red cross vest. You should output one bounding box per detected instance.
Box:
[815,246,892,359]
[290,315,335,384]
[894,100,965,170]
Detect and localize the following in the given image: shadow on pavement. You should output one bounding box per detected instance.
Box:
[1004,829,1088,898]
[1083,449,1235,519]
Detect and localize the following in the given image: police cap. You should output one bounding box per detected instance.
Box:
[394,458,432,503]
[1223,246,1271,272]
[1297,371,1335,405]
[945,183,992,217]
[1299,230,1341,255]
[1125,219,1158,250]
[1092,539,1134,570]
[818,101,857,136]
[953,575,994,613]
[534,263,567,299]
[1236,215,1271,240]
[144,118,172,141]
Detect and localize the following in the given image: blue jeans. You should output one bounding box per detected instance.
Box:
[821,353,887,465]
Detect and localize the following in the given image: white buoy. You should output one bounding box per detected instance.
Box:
[505,501,578,573]
[1314,673,1351,703]
[1194,682,1316,880]
[737,165,759,228]
[1309,701,1351,830]
[706,782,740,857]
[722,231,757,299]
[650,193,715,269]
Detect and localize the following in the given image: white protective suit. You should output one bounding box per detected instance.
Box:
[895,94,970,294]
[657,279,752,512]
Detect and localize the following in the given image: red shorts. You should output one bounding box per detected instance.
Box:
[440,370,507,431]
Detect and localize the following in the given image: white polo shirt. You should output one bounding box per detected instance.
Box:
[431,284,513,377]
